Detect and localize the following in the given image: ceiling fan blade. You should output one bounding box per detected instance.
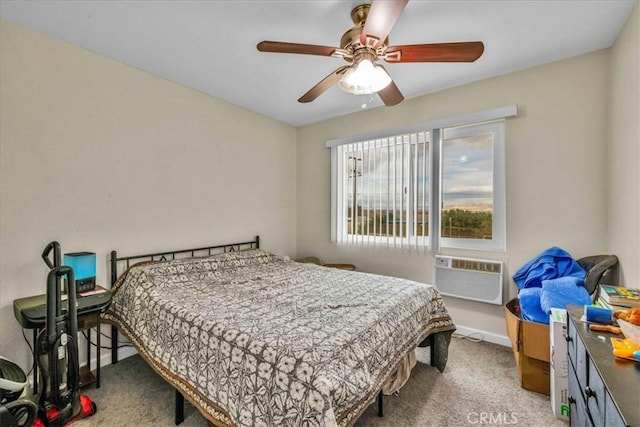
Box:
[257,41,338,57]
[361,0,409,49]
[377,79,404,106]
[298,66,350,103]
[384,42,485,63]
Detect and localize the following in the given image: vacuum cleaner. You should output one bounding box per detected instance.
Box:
[6,242,97,427]
[35,241,97,426]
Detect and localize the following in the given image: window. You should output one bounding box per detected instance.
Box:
[333,131,430,247]
[327,106,515,252]
[440,121,505,251]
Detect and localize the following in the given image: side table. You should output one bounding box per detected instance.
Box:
[13,286,112,392]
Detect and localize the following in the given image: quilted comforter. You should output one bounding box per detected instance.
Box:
[103,249,455,426]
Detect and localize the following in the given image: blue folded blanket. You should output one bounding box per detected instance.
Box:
[540,276,591,313]
[513,246,586,290]
[518,276,592,325]
[518,287,548,324]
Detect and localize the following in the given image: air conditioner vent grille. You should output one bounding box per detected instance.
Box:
[451,259,502,273]
[434,255,503,305]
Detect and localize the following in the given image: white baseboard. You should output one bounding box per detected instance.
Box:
[117,346,138,362]
[453,325,511,347]
[82,345,138,369]
[28,347,138,390]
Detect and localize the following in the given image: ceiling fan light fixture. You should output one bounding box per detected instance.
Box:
[337,59,391,95]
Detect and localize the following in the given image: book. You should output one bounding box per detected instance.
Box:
[597,296,633,312]
[599,285,640,308]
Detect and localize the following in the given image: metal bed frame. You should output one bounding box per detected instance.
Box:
[106,235,453,425]
[109,236,260,425]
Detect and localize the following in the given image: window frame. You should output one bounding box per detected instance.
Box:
[439,121,506,251]
[327,105,517,252]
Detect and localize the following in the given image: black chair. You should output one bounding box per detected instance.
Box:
[577,255,619,300]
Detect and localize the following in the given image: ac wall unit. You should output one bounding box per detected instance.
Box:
[434,255,503,305]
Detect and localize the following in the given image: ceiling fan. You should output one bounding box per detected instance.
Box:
[257,0,484,106]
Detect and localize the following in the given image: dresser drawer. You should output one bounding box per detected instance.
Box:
[575,327,588,391]
[586,359,606,426]
[567,316,578,370]
[569,367,587,427]
[605,390,625,426]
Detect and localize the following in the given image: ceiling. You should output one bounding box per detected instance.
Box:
[1,0,637,127]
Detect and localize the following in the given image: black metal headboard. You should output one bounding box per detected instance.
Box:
[109,235,260,288]
[107,235,260,365]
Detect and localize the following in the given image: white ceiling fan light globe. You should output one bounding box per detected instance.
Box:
[338,59,392,95]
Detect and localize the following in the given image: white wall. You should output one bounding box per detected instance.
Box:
[607,3,640,283]
[296,49,614,339]
[0,20,297,369]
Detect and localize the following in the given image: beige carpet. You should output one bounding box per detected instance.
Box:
[73,336,566,427]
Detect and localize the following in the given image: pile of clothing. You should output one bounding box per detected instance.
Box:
[513,247,592,324]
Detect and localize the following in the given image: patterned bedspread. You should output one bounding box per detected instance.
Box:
[103,249,455,426]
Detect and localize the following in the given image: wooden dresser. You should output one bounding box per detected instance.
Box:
[566,305,639,426]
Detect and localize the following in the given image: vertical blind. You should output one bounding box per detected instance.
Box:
[335,131,430,248]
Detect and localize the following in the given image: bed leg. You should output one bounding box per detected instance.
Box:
[377,391,384,417]
[175,389,184,425]
[429,335,437,367]
[111,325,119,364]
[419,330,454,373]
[430,330,453,373]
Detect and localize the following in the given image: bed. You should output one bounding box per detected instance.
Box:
[102,236,455,426]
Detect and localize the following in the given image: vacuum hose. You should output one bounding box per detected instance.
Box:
[37,266,81,419]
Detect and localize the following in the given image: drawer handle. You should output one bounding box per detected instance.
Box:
[585,387,596,399]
